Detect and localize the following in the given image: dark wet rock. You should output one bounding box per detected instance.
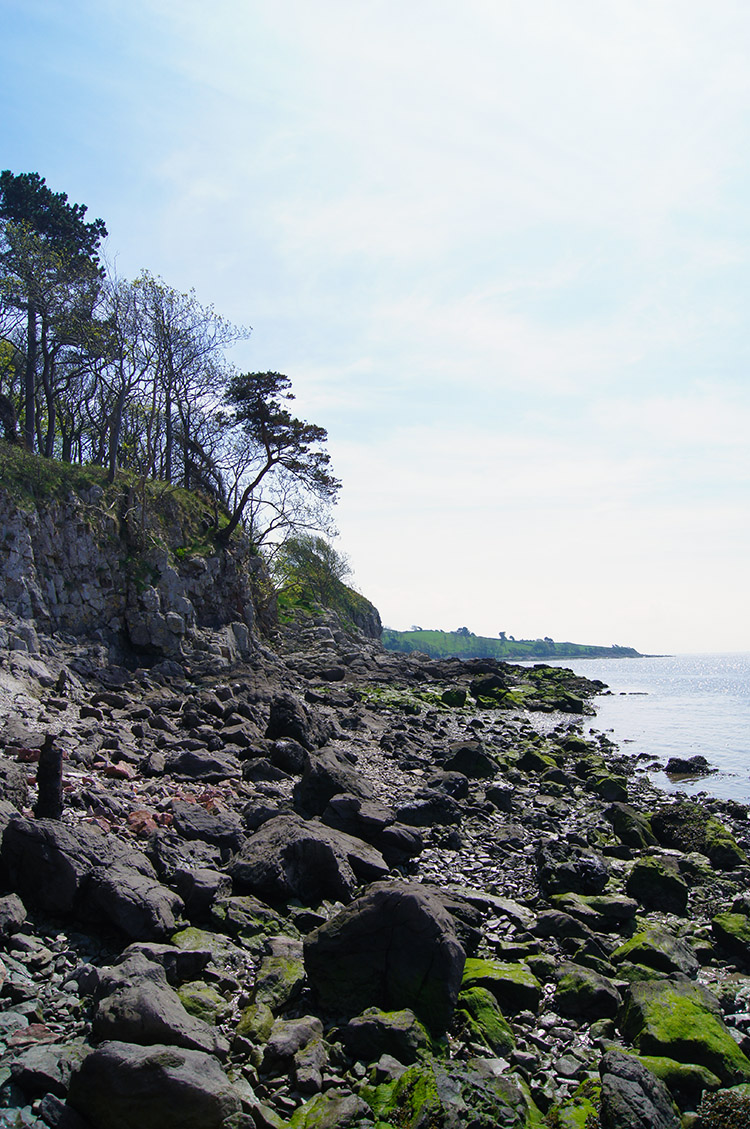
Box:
[171,800,244,851]
[322,792,423,865]
[162,747,242,782]
[118,942,213,985]
[599,1048,681,1129]
[425,769,470,799]
[0,892,27,934]
[1,817,182,938]
[395,789,462,827]
[536,838,609,896]
[86,864,183,941]
[304,880,465,1034]
[269,737,308,774]
[665,755,713,776]
[93,960,229,1056]
[66,1040,246,1129]
[626,855,689,915]
[227,812,389,903]
[442,740,497,779]
[146,829,223,880]
[10,1039,89,1101]
[266,692,333,750]
[294,746,374,815]
[173,866,231,920]
[0,754,29,810]
[337,1007,431,1065]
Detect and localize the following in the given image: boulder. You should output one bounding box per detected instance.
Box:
[227,813,389,903]
[599,1049,681,1129]
[170,801,244,852]
[461,958,542,1015]
[337,1007,431,1066]
[536,838,609,896]
[555,960,622,1020]
[266,693,333,750]
[621,978,750,1085]
[93,963,229,1056]
[626,856,688,915]
[66,1040,246,1129]
[605,802,657,849]
[364,1057,540,1128]
[294,747,374,815]
[611,927,699,977]
[304,881,465,1034]
[1,816,182,939]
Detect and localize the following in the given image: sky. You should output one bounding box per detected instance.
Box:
[3,0,750,654]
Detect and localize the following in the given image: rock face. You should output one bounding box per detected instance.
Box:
[304,881,466,1034]
[0,489,261,661]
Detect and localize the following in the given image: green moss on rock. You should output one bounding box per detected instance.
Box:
[456,986,515,1054]
[461,958,542,1015]
[622,978,750,1085]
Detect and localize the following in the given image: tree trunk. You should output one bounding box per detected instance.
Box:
[24,302,37,451]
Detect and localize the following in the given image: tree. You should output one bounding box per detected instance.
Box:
[0,171,107,450]
[136,272,250,485]
[274,535,351,606]
[216,371,340,544]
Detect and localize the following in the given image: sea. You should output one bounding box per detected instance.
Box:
[517,653,750,805]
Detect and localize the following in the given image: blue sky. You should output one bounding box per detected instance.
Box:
[4,0,749,653]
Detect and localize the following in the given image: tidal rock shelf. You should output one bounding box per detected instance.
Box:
[1,614,750,1128]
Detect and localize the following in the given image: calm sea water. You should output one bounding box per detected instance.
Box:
[524,653,750,805]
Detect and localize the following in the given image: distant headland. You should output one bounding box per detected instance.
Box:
[381,626,642,661]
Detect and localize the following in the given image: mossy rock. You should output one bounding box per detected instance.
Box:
[704,818,747,870]
[456,986,515,1054]
[625,855,689,915]
[711,912,750,962]
[338,1007,432,1065]
[461,958,542,1015]
[651,803,746,871]
[605,802,657,849]
[236,999,274,1044]
[516,748,558,774]
[170,926,240,963]
[254,952,306,1011]
[611,927,699,976]
[363,1059,542,1128]
[211,894,287,944]
[585,773,628,803]
[636,1054,722,1109]
[621,978,750,1085]
[441,688,467,708]
[287,1089,373,1128]
[545,1079,601,1128]
[554,961,621,1021]
[177,980,227,1025]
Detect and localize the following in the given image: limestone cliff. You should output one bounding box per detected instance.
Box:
[0,478,266,666]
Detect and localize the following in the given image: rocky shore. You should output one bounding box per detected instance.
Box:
[1,610,750,1129]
